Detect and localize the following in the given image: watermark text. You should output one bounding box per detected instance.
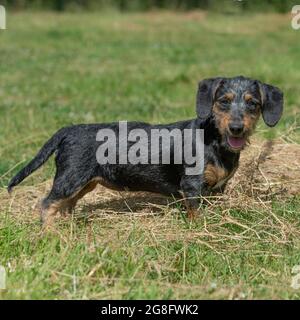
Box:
[0,266,6,290]
[0,5,6,30]
[96,121,204,176]
[291,5,300,30]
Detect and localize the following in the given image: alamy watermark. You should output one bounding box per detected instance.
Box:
[95,121,204,175]
[0,265,6,290]
[291,5,300,30]
[291,265,300,290]
[0,5,6,30]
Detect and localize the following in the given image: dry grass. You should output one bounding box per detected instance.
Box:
[1,138,299,299]
[0,10,300,299]
[1,138,299,247]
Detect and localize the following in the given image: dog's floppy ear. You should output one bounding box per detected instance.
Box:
[196,77,223,119]
[258,82,284,127]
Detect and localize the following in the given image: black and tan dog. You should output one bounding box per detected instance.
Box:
[8,76,283,224]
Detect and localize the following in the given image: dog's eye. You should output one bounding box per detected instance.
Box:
[219,98,231,106]
[246,99,257,111]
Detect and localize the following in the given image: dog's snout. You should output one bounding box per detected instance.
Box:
[229,123,244,136]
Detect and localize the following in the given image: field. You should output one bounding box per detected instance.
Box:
[0,10,299,299]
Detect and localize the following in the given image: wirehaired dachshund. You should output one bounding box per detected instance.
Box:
[8,76,283,225]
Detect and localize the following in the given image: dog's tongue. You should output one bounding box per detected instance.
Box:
[228,136,246,149]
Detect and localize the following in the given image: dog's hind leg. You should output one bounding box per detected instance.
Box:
[40,176,99,226]
[63,179,99,214]
[40,198,64,227]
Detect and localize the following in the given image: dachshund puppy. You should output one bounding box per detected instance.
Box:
[8,76,283,224]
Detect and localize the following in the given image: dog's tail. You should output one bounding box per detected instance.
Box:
[7,128,67,193]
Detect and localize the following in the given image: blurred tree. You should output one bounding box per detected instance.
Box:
[54,0,65,11]
[2,0,296,12]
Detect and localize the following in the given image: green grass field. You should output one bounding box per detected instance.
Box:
[0,11,300,299]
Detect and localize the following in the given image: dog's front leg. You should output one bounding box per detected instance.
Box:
[180,175,208,220]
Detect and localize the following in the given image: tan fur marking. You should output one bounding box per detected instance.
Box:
[244,93,253,102]
[41,178,101,225]
[204,163,228,188]
[184,198,198,220]
[187,208,198,220]
[243,92,261,132]
[224,92,235,101]
[212,103,231,135]
[243,110,261,132]
[40,176,127,225]
[98,177,124,191]
[41,200,64,227]
[66,179,100,211]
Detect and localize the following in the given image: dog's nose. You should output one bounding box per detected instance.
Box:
[229,123,244,136]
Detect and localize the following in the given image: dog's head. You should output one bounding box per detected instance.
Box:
[196,76,283,152]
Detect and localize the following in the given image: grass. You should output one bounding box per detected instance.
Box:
[0,10,300,299]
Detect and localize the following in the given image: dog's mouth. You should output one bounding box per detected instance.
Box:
[227,135,247,151]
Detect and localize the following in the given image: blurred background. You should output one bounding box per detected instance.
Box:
[0,0,299,187]
[0,0,300,300]
[0,0,297,12]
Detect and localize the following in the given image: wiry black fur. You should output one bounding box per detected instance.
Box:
[7,128,66,193]
[8,76,284,223]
